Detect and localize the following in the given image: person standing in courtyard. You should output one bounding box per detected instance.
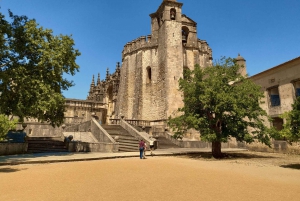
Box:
[138,139,145,159]
[149,136,155,156]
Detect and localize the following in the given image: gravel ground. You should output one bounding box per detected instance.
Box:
[0,151,300,201]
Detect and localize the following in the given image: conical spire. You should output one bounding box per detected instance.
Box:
[91,75,95,88]
[97,73,101,86]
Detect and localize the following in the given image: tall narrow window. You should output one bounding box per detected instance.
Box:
[182,26,189,45]
[146,67,151,84]
[268,87,280,107]
[170,8,176,20]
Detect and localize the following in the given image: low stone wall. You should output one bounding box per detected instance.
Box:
[64,121,91,132]
[161,132,208,148]
[0,143,28,155]
[120,119,150,144]
[91,119,115,143]
[68,141,118,152]
[65,119,116,144]
[167,135,300,154]
[241,140,300,154]
[21,122,63,137]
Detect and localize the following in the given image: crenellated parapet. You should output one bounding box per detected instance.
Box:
[122,35,158,59]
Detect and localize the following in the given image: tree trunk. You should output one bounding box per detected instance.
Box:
[211,141,222,158]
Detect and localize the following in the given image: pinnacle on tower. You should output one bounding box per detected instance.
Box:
[90,75,95,87]
[97,73,101,86]
[116,62,120,70]
[106,68,109,79]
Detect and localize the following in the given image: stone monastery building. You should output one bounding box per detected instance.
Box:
[66,0,213,124]
[64,0,300,133]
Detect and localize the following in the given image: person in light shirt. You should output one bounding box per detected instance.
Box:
[149,136,155,156]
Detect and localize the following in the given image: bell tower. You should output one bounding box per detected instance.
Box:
[150,0,184,118]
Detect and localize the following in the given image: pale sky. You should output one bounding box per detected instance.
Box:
[1,0,300,99]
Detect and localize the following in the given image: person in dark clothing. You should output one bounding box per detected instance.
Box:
[138,139,145,159]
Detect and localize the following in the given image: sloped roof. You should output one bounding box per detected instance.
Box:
[250,56,300,78]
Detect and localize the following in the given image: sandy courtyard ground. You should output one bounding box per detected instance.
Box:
[0,151,300,201]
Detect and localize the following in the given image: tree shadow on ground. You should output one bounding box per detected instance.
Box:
[0,167,27,173]
[183,152,278,160]
[280,164,300,170]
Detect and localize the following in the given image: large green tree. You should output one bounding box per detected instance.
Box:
[0,10,80,126]
[168,57,271,158]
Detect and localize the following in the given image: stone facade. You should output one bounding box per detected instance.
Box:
[120,0,212,121]
[65,0,300,143]
[64,99,106,125]
[250,56,300,130]
[89,0,212,121]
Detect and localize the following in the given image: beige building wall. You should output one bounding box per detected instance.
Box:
[250,57,300,128]
[64,99,106,124]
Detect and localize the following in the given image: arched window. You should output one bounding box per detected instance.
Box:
[146,67,152,84]
[170,8,176,20]
[182,26,189,45]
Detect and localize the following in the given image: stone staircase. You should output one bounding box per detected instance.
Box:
[101,125,139,152]
[27,137,68,153]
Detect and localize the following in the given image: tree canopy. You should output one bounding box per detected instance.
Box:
[0,114,17,140]
[0,10,80,126]
[168,57,271,158]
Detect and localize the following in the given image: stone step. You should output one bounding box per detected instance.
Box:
[118,144,139,151]
[27,149,68,153]
[117,138,139,143]
[102,125,140,152]
[119,147,138,152]
[27,137,64,141]
[28,143,66,147]
[27,138,68,153]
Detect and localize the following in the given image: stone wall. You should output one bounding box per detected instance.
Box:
[241,140,300,154]
[120,119,150,144]
[115,0,213,122]
[91,119,115,143]
[64,99,106,124]
[68,141,118,153]
[251,57,300,118]
[65,119,116,143]
[0,143,28,155]
[21,123,63,137]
